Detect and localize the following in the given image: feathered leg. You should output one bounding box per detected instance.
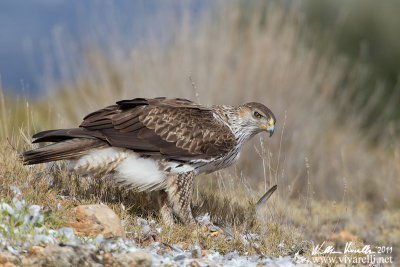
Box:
[166,172,195,224]
[157,190,174,225]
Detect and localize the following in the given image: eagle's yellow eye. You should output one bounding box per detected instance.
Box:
[254,111,262,119]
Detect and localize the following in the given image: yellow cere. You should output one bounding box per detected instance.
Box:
[267,119,274,126]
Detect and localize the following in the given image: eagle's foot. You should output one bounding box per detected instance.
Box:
[157,189,195,225]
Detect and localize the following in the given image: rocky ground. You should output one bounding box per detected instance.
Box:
[0,187,314,267]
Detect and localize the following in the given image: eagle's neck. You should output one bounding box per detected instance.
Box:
[213,105,258,148]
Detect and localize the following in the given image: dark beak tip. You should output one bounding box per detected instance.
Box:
[269,130,274,137]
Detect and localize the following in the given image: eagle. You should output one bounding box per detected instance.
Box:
[23,97,276,224]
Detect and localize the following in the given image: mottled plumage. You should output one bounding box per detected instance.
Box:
[22,97,276,224]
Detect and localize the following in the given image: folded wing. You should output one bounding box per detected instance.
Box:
[23,97,236,164]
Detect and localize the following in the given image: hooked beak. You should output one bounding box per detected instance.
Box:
[267,125,274,137]
[257,120,275,137]
[266,119,275,137]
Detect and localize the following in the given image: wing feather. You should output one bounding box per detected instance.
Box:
[32,97,236,161]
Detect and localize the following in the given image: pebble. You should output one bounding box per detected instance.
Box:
[173,254,187,261]
[141,224,151,235]
[210,226,220,232]
[118,251,152,267]
[58,227,76,241]
[1,203,14,215]
[93,234,105,245]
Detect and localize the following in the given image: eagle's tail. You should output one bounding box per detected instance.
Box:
[22,136,107,165]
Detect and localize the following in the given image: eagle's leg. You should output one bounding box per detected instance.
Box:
[166,172,195,224]
[157,190,174,225]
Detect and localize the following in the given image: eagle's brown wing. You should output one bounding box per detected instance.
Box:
[29,98,236,162]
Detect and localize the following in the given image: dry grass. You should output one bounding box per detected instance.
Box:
[1,0,399,262]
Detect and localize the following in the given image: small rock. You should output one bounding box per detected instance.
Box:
[137,217,148,226]
[0,253,8,264]
[201,250,210,257]
[58,227,76,240]
[66,204,126,239]
[28,246,44,255]
[141,225,151,235]
[29,245,103,267]
[0,252,19,265]
[188,261,201,267]
[3,262,17,267]
[210,226,220,232]
[195,213,211,225]
[175,242,186,250]
[103,252,117,266]
[118,251,152,267]
[0,203,14,215]
[21,257,35,267]
[28,205,41,219]
[173,254,186,261]
[33,234,56,245]
[93,234,105,245]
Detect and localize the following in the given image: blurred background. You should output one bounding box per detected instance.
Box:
[1,0,399,253]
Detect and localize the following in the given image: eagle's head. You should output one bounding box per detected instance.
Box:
[238,102,276,137]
